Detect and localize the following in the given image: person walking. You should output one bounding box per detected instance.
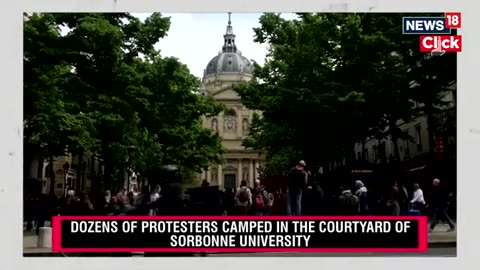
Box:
[150,185,161,202]
[222,187,236,216]
[287,160,308,216]
[75,192,95,215]
[235,180,252,215]
[34,193,51,235]
[338,188,359,216]
[428,178,455,232]
[252,180,265,216]
[355,180,369,215]
[394,180,409,215]
[387,185,401,216]
[410,183,425,214]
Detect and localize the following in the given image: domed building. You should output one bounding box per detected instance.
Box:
[200,13,264,189]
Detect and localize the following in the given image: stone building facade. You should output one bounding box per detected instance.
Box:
[199,13,264,189]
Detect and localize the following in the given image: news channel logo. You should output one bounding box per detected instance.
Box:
[402,13,461,56]
[402,13,461,34]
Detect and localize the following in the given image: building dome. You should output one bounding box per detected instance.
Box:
[205,52,253,76]
[203,13,253,77]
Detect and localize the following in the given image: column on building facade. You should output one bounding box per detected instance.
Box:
[249,159,254,186]
[237,111,242,137]
[217,164,223,189]
[218,112,224,137]
[237,159,242,186]
[206,167,211,184]
[255,159,260,179]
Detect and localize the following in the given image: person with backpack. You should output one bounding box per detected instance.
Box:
[338,188,359,216]
[253,190,265,216]
[235,180,252,215]
[355,180,369,215]
[287,160,308,216]
[252,180,273,216]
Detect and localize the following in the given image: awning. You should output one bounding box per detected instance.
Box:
[409,165,426,172]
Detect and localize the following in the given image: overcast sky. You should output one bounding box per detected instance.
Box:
[133,13,298,79]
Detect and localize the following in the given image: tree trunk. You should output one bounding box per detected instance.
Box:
[48,156,55,197]
[90,155,96,194]
[81,167,86,192]
[104,160,113,191]
[97,159,104,192]
[388,116,401,163]
[426,113,437,178]
[77,152,83,191]
[101,139,113,191]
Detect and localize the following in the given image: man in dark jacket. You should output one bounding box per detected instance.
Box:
[287,160,308,216]
[428,178,455,232]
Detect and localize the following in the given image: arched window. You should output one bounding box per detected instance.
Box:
[223,109,237,132]
[211,118,218,132]
[224,109,236,117]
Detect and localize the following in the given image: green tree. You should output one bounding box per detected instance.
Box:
[24,13,95,195]
[408,48,456,160]
[131,55,225,181]
[25,13,225,192]
[55,13,225,188]
[236,13,454,175]
[236,13,374,173]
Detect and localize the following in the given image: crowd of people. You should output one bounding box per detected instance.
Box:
[24,160,456,235]
[217,160,455,233]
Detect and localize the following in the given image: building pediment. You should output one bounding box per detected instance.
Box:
[211,87,240,100]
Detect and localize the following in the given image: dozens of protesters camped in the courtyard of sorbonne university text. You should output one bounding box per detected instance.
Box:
[24,160,456,235]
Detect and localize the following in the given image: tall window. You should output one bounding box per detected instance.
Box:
[415,125,422,151]
[404,139,410,158]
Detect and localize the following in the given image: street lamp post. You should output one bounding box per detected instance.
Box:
[63,162,70,197]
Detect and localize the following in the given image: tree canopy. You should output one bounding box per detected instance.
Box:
[24,13,225,191]
[235,13,455,175]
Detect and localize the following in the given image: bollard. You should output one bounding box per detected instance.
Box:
[37,227,52,248]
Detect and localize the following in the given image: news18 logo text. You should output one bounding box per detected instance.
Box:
[403,12,461,54]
